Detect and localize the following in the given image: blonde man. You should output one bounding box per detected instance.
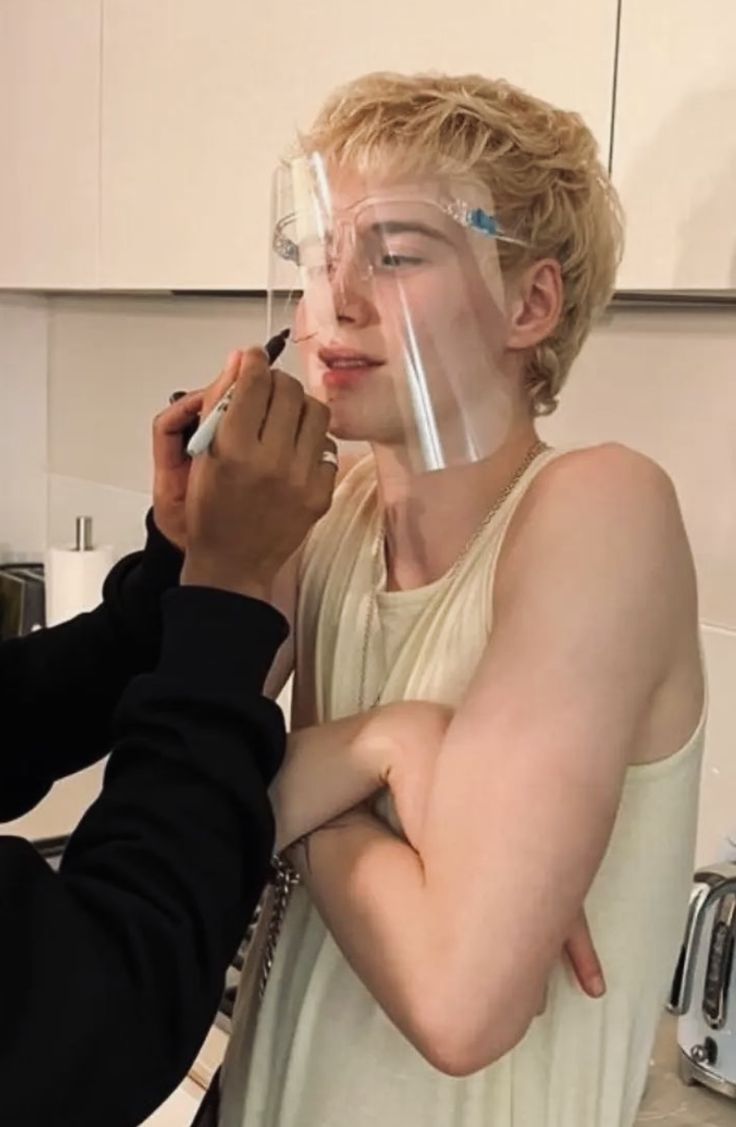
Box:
[215,73,705,1127]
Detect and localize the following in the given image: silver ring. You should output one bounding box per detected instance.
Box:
[320,449,339,470]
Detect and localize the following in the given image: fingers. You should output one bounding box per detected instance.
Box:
[259,369,305,454]
[154,347,244,469]
[308,440,339,522]
[200,349,243,418]
[293,396,332,472]
[298,395,337,517]
[153,389,205,469]
[218,347,274,451]
[564,913,606,998]
[202,348,335,526]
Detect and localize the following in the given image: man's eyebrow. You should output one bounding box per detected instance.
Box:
[369,219,454,244]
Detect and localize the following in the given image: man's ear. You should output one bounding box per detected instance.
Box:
[506,259,563,351]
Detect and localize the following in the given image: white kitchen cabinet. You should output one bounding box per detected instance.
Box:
[100,0,619,290]
[0,0,101,289]
[612,1,736,291]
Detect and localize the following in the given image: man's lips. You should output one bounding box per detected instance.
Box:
[318,346,385,370]
[318,347,385,389]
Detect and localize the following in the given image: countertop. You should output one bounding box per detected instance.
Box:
[635,1014,733,1125]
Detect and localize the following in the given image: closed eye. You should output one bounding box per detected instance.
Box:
[379,253,425,270]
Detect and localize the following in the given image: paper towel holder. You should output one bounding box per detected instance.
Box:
[74,516,94,552]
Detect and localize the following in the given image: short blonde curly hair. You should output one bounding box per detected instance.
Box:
[300,72,624,415]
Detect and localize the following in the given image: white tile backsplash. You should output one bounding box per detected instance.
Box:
[698,624,736,867]
[0,294,48,560]
[47,473,148,561]
[541,307,736,631]
[47,293,272,493]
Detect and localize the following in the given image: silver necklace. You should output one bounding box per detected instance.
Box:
[357,439,549,711]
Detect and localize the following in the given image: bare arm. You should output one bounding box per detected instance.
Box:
[290,447,701,1076]
[270,701,451,852]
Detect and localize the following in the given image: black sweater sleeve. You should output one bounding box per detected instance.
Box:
[0,587,287,1127]
[0,512,184,821]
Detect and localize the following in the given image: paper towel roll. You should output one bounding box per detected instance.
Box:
[45,542,114,627]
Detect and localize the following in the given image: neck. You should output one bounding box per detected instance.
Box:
[371,421,542,591]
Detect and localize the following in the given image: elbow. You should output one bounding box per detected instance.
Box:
[412,1018,525,1079]
[407,989,534,1078]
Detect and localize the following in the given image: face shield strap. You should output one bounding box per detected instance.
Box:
[442,201,528,247]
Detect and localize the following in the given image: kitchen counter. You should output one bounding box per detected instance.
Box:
[140,1079,202,1126]
[635,1014,733,1125]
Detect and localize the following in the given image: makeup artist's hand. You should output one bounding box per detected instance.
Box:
[152,388,206,550]
[182,347,337,599]
[152,349,256,550]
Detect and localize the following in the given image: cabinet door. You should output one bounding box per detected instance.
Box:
[0,0,101,289]
[100,0,618,290]
[612,1,736,291]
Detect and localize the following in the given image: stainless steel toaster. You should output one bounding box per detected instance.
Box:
[669,860,736,1100]
[0,562,45,639]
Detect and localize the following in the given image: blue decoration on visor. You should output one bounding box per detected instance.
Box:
[467,207,501,237]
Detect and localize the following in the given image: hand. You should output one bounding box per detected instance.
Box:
[151,388,206,550]
[377,701,453,848]
[563,911,605,999]
[286,802,376,876]
[536,911,605,1016]
[152,350,261,549]
[182,347,337,599]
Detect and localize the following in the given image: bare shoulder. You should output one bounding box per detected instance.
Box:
[533,443,680,514]
[498,442,696,607]
[516,443,688,554]
[494,444,702,761]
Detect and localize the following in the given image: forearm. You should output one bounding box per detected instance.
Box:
[0,585,286,1126]
[0,598,139,819]
[295,808,544,1075]
[270,707,397,851]
[270,700,451,852]
[295,815,456,1063]
[0,512,183,819]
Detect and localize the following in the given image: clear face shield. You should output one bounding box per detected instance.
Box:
[268,152,528,473]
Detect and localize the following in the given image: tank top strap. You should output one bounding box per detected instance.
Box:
[438,446,569,603]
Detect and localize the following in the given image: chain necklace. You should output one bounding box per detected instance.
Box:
[258,438,548,1003]
[357,438,549,711]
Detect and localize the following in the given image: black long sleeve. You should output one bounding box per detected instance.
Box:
[0,512,184,821]
[0,587,288,1127]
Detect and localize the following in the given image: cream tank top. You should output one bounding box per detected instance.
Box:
[219,449,705,1127]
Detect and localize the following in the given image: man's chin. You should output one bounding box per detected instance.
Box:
[328,420,402,447]
[327,418,360,441]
